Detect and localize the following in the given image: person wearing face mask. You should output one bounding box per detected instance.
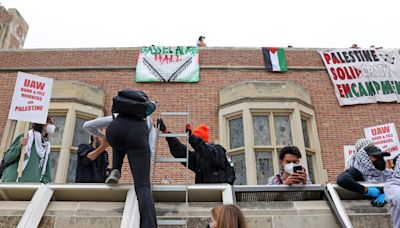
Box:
[267,145,312,185]
[0,117,55,183]
[337,138,393,207]
[75,131,109,183]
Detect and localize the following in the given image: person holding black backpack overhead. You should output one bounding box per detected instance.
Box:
[83,89,157,228]
[156,119,236,184]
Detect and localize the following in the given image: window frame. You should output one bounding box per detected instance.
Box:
[220,100,324,185]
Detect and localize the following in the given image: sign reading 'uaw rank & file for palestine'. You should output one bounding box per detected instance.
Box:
[319,49,400,106]
[364,123,400,160]
[8,72,53,124]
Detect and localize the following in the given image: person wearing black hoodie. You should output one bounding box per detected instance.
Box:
[157,119,235,184]
[75,134,109,183]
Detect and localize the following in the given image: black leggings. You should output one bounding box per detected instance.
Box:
[106,116,157,228]
[336,167,365,194]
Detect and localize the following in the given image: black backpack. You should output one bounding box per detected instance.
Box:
[213,144,236,185]
[225,156,236,185]
[111,89,155,118]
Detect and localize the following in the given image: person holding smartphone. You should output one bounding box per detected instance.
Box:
[267,145,312,185]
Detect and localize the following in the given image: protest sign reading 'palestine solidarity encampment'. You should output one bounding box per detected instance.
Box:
[319,49,400,106]
[136,46,200,82]
[364,123,400,160]
[8,72,53,124]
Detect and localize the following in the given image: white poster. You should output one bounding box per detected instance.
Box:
[319,48,400,106]
[8,72,53,124]
[343,145,356,165]
[364,123,400,159]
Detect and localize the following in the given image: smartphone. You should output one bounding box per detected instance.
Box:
[293,165,303,173]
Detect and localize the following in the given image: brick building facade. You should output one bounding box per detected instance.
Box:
[0,47,399,184]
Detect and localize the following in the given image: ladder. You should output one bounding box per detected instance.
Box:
[152,111,190,227]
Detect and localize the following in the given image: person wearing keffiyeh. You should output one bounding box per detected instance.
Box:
[1,117,55,183]
[337,138,393,207]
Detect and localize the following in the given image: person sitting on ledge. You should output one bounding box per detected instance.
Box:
[337,138,393,207]
[267,145,312,185]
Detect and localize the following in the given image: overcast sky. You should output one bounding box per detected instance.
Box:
[1,0,398,49]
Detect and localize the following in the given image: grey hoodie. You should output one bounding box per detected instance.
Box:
[384,157,400,228]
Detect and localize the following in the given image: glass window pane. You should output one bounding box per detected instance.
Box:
[229,117,244,149]
[277,148,283,171]
[274,115,292,145]
[256,152,274,185]
[72,117,91,147]
[49,151,59,183]
[306,154,315,183]
[252,116,271,145]
[50,116,66,146]
[302,119,310,148]
[67,153,78,183]
[231,153,246,185]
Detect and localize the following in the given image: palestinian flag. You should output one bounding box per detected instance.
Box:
[262,47,288,72]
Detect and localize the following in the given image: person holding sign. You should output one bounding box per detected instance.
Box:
[1,117,55,183]
[337,138,393,207]
[384,155,400,228]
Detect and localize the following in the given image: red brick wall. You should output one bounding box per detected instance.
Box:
[0,48,399,183]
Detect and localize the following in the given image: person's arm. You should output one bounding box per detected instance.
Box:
[147,117,156,158]
[167,137,196,172]
[3,134,24,164]
[77,144,104,166]
[337,168,367,194]
[157,119,196,171]
[86,143,108,162]
[83,116,113,137]
[284,173,306,185]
